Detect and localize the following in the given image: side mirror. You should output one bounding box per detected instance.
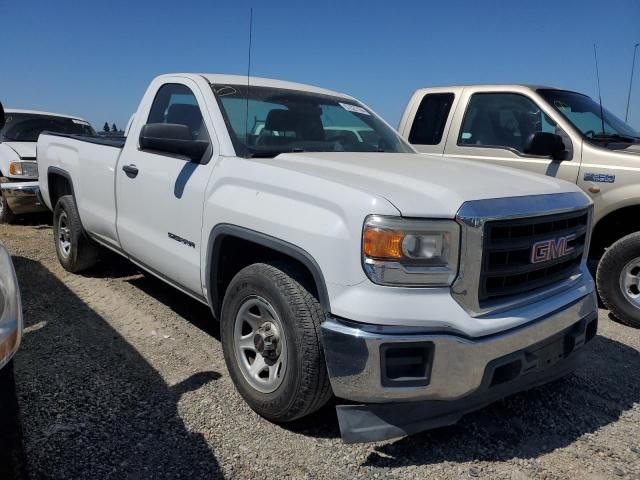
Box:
[524,131,566,161]
[0,102,5,130]
[139,123,209,162]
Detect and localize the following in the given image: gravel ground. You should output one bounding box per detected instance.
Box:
[2,216,640,480]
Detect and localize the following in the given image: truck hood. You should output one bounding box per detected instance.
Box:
[1,142,37,159]
[617,143,640,156]
[271,152,582,217]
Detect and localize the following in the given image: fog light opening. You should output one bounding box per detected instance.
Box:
[380,342,434,387]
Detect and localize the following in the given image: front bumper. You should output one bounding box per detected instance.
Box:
[320,291,598,443]
[0,181,47,214]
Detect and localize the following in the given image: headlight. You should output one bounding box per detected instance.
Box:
[0,243,22,370]
[362,215,460,286]
[9,161,38,177]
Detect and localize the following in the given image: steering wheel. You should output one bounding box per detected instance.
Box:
[584,130,596,138]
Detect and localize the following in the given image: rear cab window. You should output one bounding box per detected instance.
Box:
[408,93,455,145]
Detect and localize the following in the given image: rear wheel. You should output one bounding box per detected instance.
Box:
[221,262,332,422]
[0,178,16,224]
[53,195,99,272]
[596,232,640,328]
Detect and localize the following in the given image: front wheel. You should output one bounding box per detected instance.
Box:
[53,195,99,273]
[221,262,332,422]
[0,178,16,224]
[596,232,640,328]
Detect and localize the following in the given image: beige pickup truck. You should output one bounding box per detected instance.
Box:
[398,85,640,328]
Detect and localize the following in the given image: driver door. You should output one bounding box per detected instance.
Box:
[116,79,216,297]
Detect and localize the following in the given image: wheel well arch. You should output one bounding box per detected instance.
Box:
[47,167,75,208]
[206,225,330,317]
[590,205,640,260]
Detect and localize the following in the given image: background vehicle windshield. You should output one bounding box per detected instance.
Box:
[0,113,96,142]
[538,89,639,140]
[212,84,413,157]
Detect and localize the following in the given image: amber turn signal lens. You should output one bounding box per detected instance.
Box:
[8,162,21,175]
[363,228,404,259]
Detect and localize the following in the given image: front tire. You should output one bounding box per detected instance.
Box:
[53,195,99,273]
[597,232,640,328]
[221,263,332,422]
[0,178,16,224]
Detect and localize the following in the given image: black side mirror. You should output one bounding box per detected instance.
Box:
[139,123,209,162]
[0,102,5,130]
[524,131,566,161]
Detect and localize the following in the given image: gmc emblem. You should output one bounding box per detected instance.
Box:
[530,234,576,264]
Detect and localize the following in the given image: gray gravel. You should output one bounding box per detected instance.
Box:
[2,217,640,479]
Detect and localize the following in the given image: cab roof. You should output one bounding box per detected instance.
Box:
[4,109,89,122]
[159,73,355,100]
[410,84,580,93]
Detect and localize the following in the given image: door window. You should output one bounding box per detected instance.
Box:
[458,93,558,154]
[408,93,455,145]
[147,83,210,143]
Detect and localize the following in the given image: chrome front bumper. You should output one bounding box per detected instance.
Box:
[322,291,598,443]
[321,290,597,404]
[0,181,47,214]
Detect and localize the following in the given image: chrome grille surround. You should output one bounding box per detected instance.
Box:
[452,192,593,317]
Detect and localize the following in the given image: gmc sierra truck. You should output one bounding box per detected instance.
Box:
[0,109,95,223]
[399,85,640,328]
[38,74,597,443]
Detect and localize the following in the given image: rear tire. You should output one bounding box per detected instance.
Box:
[596,232,640,328]
[53,195,99,272]
[0,178,16,224]
[221,262,332,422]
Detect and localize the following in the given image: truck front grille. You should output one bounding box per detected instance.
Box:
[480,210,589,303]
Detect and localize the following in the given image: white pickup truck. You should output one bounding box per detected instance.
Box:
[38,74,597,443]
[399,85,640,328]
[0,109,95,223]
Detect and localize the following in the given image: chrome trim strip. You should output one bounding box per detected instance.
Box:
[0,182,47,214]
[453,192,593,317]
[0,181,40,196]
[320,291,597,403]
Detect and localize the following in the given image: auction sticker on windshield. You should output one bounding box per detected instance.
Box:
[339,102,370,116]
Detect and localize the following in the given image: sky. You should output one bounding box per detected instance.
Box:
[1,0,639,131]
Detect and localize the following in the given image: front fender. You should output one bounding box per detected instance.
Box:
[592,183,640,226]
[0,144,19,177]
[200,157,400,311]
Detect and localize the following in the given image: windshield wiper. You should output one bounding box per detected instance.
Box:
[248,147,306,158]
[590,133,639,143]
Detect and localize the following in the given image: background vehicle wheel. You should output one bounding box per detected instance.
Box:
[0,178,16,224]
[221,262,332,422]
[53,195,99,273]
[0,362,29,480]
[597,232,640,328]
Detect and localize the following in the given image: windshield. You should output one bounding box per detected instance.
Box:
[211,84,413,157]
[0,113,96,142]
[538,89,639,142]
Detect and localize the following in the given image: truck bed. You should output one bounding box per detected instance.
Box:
[42,131,126,149]
[38,132,123,247]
